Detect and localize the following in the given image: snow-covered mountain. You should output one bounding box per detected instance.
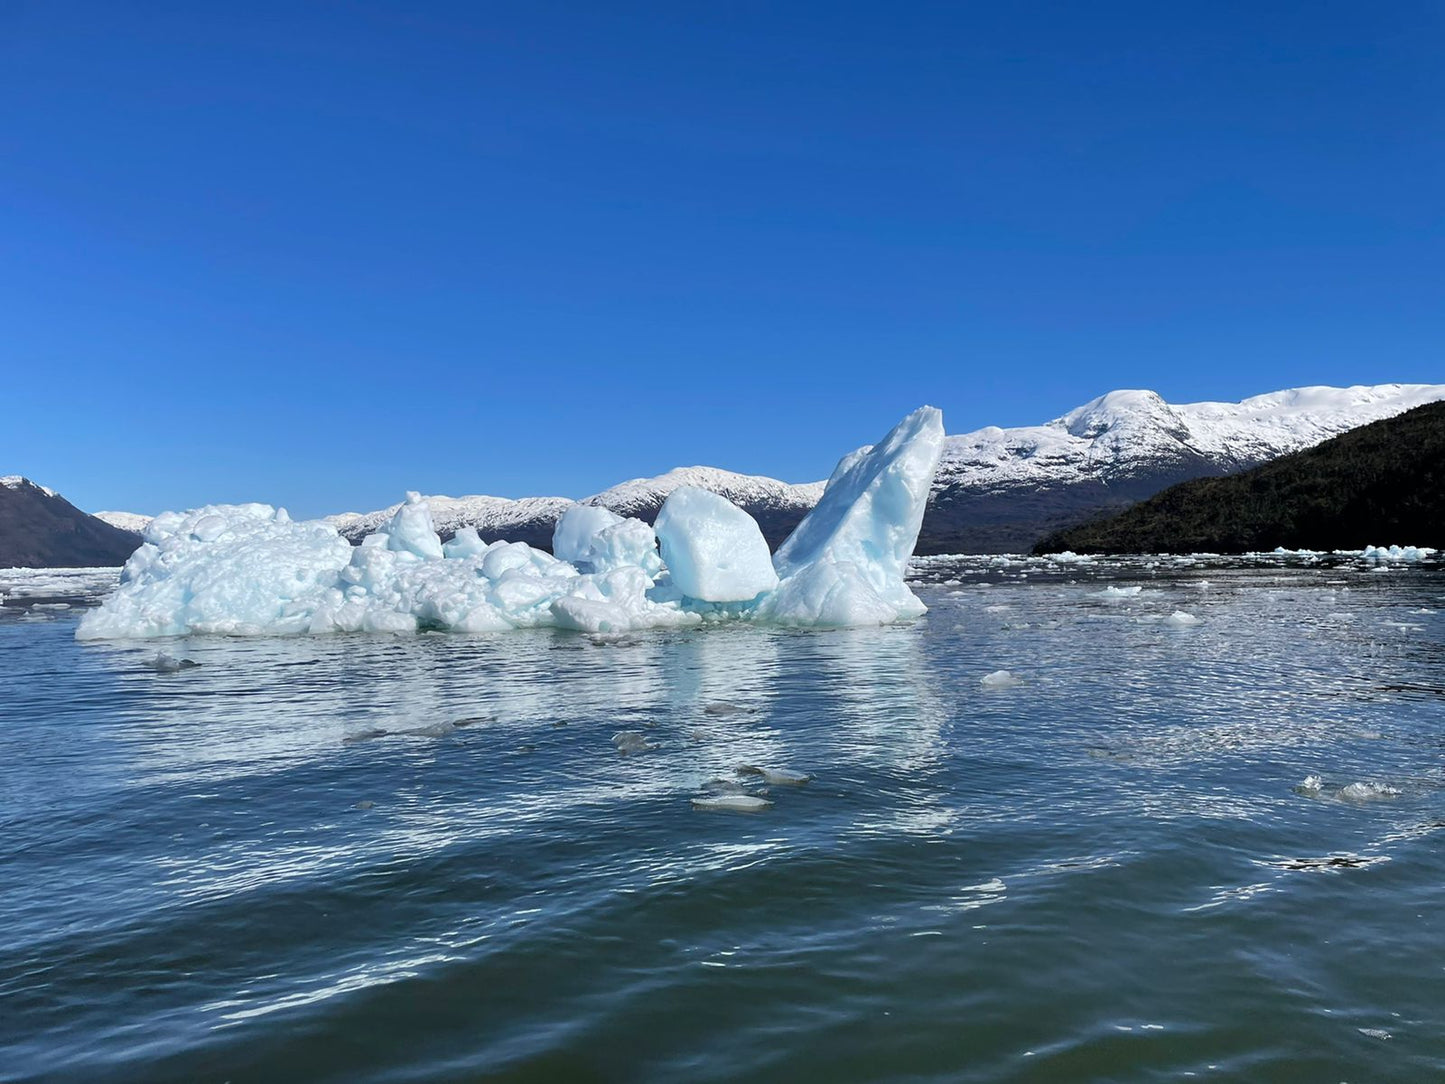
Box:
[917,383,1445,552]
[324,382,1445,555]
[26,382,1445,565]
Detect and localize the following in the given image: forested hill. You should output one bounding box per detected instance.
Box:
[1034,400,1445,555]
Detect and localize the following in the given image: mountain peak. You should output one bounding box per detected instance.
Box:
[1,476,58,498]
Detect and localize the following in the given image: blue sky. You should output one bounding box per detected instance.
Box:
[3,2,1441,517]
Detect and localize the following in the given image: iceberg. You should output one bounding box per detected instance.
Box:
[77,406,945,640]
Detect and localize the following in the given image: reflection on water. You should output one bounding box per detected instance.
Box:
[1,556,1444,1082]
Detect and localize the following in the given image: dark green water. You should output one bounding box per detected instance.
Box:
[2,555,1442,1082]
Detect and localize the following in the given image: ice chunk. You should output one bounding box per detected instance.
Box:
[766,406,944,625]
[1097,585,1143,598]
[1165,610,1202,627]
[591,517,663,578]
[653,486,778,602]
[150,652,200,672]
[442,527,489,559]
[380,492,444,560]
[761,559,897,627]
[1337,781,1402,802]
[77,504,355,639]
[612,730,657,754]
[980,669,1022,688]
[553,504,663,578]
[552,505,622,567]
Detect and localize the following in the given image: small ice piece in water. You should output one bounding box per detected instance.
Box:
[980,669,1022,688]
[691,794,773,813]
[703,701,751,716]
[1298,774,1325,793]
[653,486,778,602]
[1165,610,1201,627]
[703,778,752,795]
[738,765,810,785]
[1097,585,1143,598]
[612,730,657,755]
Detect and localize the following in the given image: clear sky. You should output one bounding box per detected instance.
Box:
[3,2,1441,517]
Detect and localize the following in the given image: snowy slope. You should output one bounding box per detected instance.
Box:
[937,384,1445,491]
[94,511,152,534]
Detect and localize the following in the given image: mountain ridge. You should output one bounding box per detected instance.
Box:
[26,381,1445,564]
[0,477,144,569]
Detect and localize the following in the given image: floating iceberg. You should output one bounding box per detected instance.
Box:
[78,407,945,640]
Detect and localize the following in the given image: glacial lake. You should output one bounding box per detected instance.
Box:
[2,553,1443,1082]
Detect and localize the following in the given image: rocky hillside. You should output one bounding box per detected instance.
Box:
[0,477,142,568]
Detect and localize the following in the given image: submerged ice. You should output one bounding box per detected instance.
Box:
[78,407,945,640]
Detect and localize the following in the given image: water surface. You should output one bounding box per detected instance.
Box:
[2,555,1443,1081]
